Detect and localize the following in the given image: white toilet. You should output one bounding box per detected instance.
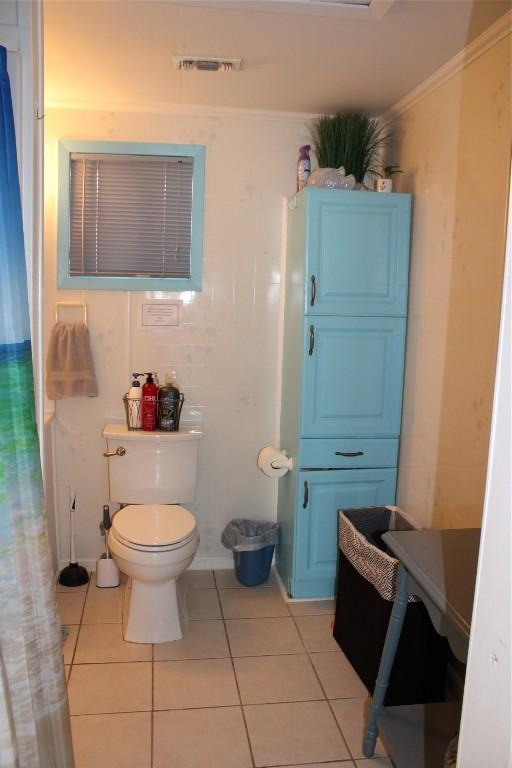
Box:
[102,424,202,644]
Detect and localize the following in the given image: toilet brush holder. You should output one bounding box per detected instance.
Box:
[96,555,120,588]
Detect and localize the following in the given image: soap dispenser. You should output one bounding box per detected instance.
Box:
[127,373,142,429]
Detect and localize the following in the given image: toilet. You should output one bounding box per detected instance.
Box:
[102,424,202,643]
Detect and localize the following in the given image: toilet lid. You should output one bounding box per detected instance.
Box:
[112,504,196,548]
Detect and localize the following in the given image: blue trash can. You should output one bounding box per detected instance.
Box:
[222,519,279,587]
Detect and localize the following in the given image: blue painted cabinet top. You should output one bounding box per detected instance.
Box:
[299,188,411,317]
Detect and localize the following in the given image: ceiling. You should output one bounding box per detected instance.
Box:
[44,0,511,115]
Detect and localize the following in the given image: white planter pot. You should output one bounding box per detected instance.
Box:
[375,178,393,193]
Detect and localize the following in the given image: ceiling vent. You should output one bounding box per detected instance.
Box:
[173,56,242,72]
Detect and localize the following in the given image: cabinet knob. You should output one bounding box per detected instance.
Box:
[308,325,315,356]
[335,451,364,457]
[303,481,309,508]
[310,275,317,307]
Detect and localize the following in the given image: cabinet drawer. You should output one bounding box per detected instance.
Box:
[299,438,398,469]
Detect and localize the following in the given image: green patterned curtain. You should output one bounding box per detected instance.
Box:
[0,45,74,767]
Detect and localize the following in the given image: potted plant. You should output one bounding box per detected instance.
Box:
[375,164,403,193]
[309,112,390,189]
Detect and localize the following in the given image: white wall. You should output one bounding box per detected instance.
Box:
[391,27,511,530]
[44,106,309,568]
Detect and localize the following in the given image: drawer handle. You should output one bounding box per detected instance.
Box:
[303,481,309,508]
[309,325,315,356]
[310,275,316,307]
[335,451,364,457]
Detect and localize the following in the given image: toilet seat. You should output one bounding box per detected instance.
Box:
[112,504,197,552]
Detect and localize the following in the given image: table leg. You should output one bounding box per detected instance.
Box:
[363,563,409,757]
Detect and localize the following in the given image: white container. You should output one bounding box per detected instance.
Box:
[307,167,357,190]
[102,424,202,504]
[96,555,120,588]
[375,178,393,193]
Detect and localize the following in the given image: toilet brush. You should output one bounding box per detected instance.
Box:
[58,490,89,587]
[96,504,120,588]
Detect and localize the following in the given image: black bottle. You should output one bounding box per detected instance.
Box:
[158,371,181,431]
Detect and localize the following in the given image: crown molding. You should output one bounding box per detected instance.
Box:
[380,9,512,126]
[179,0,395,21]
[44,97,318,125]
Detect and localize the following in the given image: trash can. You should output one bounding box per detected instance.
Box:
[334,506,449,706]
[221,519,280,586]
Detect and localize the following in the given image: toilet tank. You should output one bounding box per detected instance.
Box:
[103,424,202,504]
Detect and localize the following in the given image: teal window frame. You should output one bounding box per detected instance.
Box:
[57,139,205,291]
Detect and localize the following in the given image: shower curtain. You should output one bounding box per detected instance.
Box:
[0,46,74,767]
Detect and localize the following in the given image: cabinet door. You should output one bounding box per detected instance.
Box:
[305,189,410,317]
[301,316,405,438]
[292,468,397,598]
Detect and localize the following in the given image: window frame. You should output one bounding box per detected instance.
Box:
[57,139,205,291]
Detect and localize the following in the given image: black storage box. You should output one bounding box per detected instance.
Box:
[334,506,449,707]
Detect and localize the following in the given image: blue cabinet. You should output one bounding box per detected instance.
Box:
[277,188,411,598]
[301,316,406,437]
[305,190,410,316]
[293,469,398,598]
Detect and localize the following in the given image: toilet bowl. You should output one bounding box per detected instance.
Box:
[102,424,203,644]
[109,504,199,643]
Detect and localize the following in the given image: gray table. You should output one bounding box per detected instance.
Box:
[363,528,480,764]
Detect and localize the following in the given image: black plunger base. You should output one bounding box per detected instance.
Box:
[58,563,90,587]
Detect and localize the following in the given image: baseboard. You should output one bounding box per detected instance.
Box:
[59,558,98,572]
[273,563,336,604]
[190,556,233,570]
[273,564,290,602]
[59,555,234,573]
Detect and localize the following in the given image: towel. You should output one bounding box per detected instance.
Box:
[46,321,99,399]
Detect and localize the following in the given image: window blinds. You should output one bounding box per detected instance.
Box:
[69,153,194,278]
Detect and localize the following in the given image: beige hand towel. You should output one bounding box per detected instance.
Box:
[46,321,99,399]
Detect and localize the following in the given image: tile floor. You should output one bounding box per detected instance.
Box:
[58,569,392,768]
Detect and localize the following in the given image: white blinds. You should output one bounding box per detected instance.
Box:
[69,153,194,278]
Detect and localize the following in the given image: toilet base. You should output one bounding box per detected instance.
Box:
[123,577,183,643]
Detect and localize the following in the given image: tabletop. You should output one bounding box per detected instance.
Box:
[382,528,481,641]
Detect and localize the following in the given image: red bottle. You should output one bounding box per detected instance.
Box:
[141,372,158,431]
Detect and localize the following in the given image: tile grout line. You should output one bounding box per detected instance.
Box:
[288,609,354,761]
[145,699,351,713]
[70,708,154,717]
[69,698,370,716]
[65,571,92,683]
[214,569,256,768]
[151,640,155,768]
[255,761,356,768]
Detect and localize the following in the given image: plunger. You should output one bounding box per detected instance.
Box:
[58,491,89,587]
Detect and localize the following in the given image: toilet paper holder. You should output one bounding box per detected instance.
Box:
[257,446,294,478]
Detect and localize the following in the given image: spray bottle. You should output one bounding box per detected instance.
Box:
[297,145,311,191]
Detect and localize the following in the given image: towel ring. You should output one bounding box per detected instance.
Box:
[55,301,88,326]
